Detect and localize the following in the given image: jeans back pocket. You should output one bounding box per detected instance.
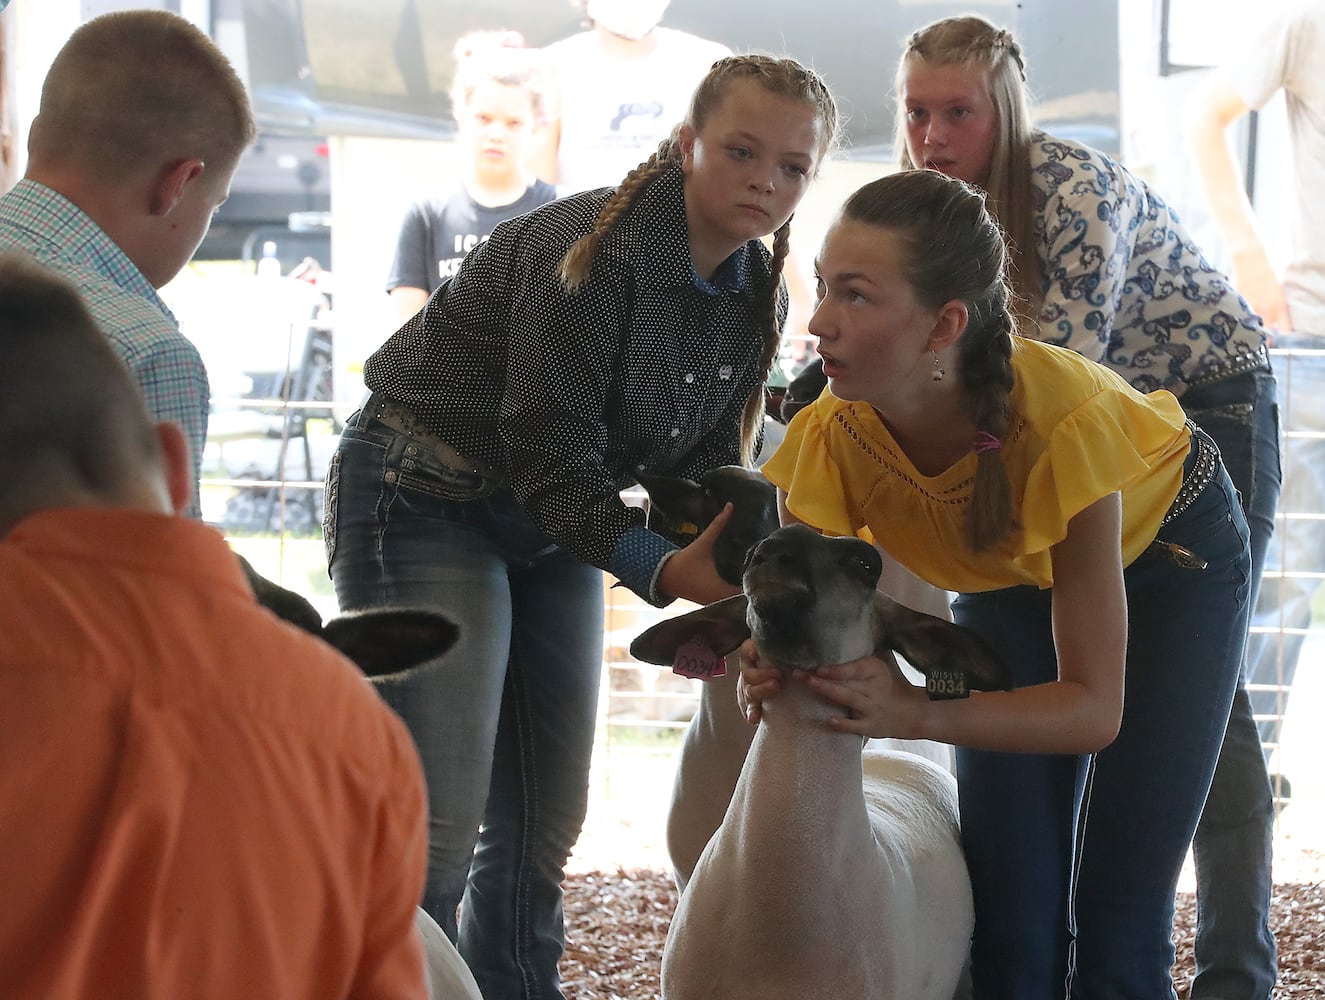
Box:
[322,448,342,570]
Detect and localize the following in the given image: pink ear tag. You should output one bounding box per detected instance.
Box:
[672,637,727,680]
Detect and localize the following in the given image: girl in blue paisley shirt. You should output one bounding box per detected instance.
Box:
[893,15,1279,998]
[322,54,838,1000]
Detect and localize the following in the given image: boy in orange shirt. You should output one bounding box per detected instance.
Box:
[0,251,430,1000]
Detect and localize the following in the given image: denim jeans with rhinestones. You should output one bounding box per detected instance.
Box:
[324,408,603,1000]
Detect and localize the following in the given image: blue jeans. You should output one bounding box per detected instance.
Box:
[952,429,1251,998]
[1183,368,1281,1000]
[323,410,604,1000]
[1247,338,1325,749]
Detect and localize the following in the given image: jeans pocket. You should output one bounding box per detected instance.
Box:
[322,448,341,570]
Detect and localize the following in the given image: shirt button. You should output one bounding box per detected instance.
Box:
[670,427,680,437]
[684,373,695,384]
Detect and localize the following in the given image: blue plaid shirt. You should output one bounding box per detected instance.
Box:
[0,180,209,519]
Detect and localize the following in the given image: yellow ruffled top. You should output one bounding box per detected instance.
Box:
[762,338,1191,592]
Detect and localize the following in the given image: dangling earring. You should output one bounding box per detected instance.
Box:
[930,351,945,383]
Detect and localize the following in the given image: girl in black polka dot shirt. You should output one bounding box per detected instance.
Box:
[322,54,839,999]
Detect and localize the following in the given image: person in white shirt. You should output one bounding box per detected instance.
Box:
[532,0,731,195]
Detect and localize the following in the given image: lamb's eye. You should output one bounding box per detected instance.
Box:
[846,547,881,580]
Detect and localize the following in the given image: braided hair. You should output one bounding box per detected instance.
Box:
[893,15,1042,326]
[842,170,1018,551]
[559,54,839,467]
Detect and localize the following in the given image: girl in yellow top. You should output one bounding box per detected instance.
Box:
[750,169,1251,996]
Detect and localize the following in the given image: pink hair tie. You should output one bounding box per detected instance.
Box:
[973,431,1003,454]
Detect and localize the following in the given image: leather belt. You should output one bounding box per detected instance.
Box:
[1186,344,1272,388]
[1145,422,1220,570]
[364,391,500,481]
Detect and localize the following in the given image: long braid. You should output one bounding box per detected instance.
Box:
[559,136,678,291]
[843,169,1019,551]
[739,221,791,465]
[960,305,1016,550]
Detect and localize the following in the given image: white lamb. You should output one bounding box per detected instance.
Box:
[631,524,1011,999]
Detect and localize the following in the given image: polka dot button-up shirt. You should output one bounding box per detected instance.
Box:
[363,161,785,603]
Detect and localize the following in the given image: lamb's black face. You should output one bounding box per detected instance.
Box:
[703,467,779,585]
[637,465,779,587]
[743,525,880,593]
[742,525,883,668]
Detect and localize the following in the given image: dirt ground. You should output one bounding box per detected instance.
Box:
[558,737,1325,998]
[560,844,1325,999]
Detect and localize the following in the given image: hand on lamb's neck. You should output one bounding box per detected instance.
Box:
[750,621,875,742]
[757,669,860,738]
[740,673,872,836]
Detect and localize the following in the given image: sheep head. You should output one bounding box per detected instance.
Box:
[631,524,1011,694]
[636,465,778,586]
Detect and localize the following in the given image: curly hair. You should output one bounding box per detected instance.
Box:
[449,30,548,125]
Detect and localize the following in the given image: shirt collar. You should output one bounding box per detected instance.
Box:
[694,248,750,295]
[5,508,252,601]
[0,179,169,311]
[613,159,761,296]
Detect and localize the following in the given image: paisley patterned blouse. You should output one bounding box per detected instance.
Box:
[1030,131,1269,393]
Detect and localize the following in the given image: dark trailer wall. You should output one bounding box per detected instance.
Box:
[239,0,1120,158]
[215,0,1121,259]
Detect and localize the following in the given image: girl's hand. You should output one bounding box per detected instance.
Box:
[657,503,743,606]
[736,637,783,725]
[804,653,928,739]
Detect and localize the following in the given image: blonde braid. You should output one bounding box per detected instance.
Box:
[739,220,791,466]
[990,28,1028,82]
[559,136,678,291]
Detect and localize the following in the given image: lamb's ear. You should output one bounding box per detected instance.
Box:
[630,595,752,665]
[322,610,461,679]
[239,553,325,635]
[871,594,1012,692]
